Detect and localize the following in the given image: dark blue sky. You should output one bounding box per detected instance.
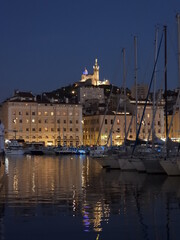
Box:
[0,0,180,102]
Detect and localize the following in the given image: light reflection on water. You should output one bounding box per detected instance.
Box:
[0,155,180,239]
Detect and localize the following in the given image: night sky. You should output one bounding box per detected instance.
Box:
[0,0,180,102]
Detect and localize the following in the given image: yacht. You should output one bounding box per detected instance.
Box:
[5,140,25,155]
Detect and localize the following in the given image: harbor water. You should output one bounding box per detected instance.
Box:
[0,155,180,240]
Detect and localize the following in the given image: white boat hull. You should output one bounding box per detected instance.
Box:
[160,159,180,176]
[5,149,25,155]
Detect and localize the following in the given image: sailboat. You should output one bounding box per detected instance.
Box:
[159,15,180,176]
[131,28,166,174]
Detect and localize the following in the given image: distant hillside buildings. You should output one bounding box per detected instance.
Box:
[0,59,179,146]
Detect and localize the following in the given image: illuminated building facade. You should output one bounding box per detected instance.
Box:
[83,112,135,146]
[2,98,83,146]
[168,108,180,141]
[131,100,165,140]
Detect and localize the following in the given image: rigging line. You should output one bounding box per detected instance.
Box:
[96,84,114,146]
[146,39,171,146]
[105,89,124,146]
[161,89,180,153]
[105,48,127,146]
[146,49,169,145]
[132,31,164,155]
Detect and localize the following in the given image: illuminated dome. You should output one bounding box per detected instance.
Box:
[83,68,88,75]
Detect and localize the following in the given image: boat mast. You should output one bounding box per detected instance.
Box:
[96,85,113,146]
[164,26,168,140]
[152,27,158,149]
[132,32,164,154]
[122,48,127,143]
[176,13,180,140]
[177,13,180,87]
[134,36,138,136]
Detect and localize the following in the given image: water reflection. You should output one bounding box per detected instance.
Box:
[0,155,180,239]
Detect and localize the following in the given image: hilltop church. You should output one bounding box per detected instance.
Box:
[77,59,110,86]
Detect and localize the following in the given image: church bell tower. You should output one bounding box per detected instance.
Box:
[93,58,99,85]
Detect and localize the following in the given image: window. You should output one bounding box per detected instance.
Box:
[32,128,36,131]
[32,112,35,115]
[111,119,113,124]
[32,119,35,123]
[44,111,48,116]
[45,127,48,131]
[39,128,41,132]
[63,128,66,132]
[51,112,54,116]
[26,128,29,132]
[26,112,29,115]
[69,120,72,124]
[64,120,66,124]
[51,128,54,132]
[57,119,60,124]
[38,120,41,124]
[45,119,48,123]
[76,120,78,124]
[70,128,72,131]
[38,112,41,116]
[105,119,107,124]
[19,119,22,123]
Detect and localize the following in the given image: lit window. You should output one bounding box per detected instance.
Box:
[45,127,48,131]
[51,112,54,116]
[32,119,35,123]
[44,111,48,116]
[38,112,41,116]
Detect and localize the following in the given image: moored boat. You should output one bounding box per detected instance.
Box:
[5,140,25,155]
[160,156,180,176]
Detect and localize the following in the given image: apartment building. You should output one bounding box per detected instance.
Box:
[2,93,83,146]
[131,99,165,140]
[83,112,135,146]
